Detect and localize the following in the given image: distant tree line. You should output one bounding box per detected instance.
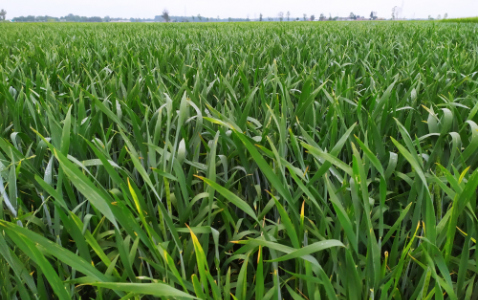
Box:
[11,13,250,23]
[10,10,384,23]
[154,14,249,23]
[13,14,106,22]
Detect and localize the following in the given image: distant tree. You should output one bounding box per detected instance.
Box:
[19,14,63,22]
[286,11,290,21]
[370,11,377,20]
[392,7,398,20]
[437,14,441,20]
[162,9,170,22]
[443,13,448,19]
[0,9,6,21]
[303,14,307,21]
[104,16,111,22]
[259,13,263,21]
[428,15,433,20]
[198,14,202,21]
[228,17,232,22]
[278,12,284,21]
[296,17,299,21]
[310,14,315,21]
[349,12,356,20]
[87,16,102,22]
[318,13,325,21]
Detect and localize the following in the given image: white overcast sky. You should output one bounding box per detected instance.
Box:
[3,0,478,20]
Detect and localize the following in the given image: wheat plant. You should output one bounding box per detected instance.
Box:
[1,21,478,299]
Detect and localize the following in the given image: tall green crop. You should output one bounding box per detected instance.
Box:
[1,21,478,299]
[442,17,478,23]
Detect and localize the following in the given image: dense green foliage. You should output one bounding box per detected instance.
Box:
[13,15,104,23]
[1,21,478,299]
[441,17,478,23]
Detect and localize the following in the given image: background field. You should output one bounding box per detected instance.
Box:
[1,21,478,299]
[441,17,478,23]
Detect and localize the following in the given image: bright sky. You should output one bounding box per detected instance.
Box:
[3,0,478,20]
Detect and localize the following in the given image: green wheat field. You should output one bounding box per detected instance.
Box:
[1,21,478,299]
